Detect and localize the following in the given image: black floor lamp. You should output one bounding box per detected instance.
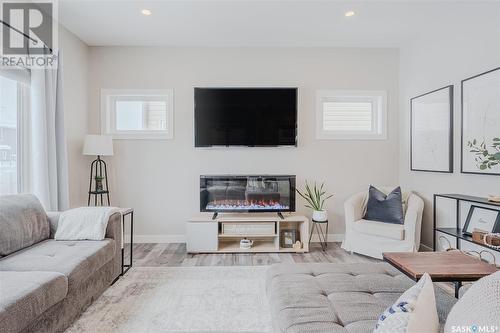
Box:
[83,135,114,206]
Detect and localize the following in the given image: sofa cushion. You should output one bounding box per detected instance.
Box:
[0,194,49,256]
[352,219,405,240]
[0,271,68,333]
[364,186,404,224]
[0,239,115,291]
[445,271,500,332]
[267,263,456,333]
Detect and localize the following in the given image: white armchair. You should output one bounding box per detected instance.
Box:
[341,187,424,259]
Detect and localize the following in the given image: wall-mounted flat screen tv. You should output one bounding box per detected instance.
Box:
[194,88,297,147]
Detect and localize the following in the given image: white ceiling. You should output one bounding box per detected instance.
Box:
[58,0,500,47]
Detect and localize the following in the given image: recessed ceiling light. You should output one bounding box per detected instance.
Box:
[141,9,152,16]
[345,10,355,17]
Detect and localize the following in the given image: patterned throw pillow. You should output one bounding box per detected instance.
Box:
[374,273,439,333]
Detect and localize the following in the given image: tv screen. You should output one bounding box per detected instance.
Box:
[194,88,297,147]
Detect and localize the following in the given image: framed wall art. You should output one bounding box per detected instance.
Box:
[410,85,454,172]
[461,67,500,175]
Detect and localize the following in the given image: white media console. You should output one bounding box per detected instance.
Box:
[186,213,310,253]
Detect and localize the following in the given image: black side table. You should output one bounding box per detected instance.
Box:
[118,208,133,276]
[309,219,329,251]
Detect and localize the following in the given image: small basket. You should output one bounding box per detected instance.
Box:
[437,236,455,251]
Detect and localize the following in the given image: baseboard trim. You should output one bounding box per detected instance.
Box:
[126,234,345,244]
[309,234,344,243]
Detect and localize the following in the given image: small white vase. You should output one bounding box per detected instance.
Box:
[312,210,327,222]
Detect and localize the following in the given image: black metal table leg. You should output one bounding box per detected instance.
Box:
[309,222,316,246]
[309,220,329,251]
[454,281,462,298]
[317,223,327,251]
[129,212,133,270]
[121,210,134,276]
[121,245,125,276]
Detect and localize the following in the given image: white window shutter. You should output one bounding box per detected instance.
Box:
[322,102,373,132]
[316,90,387,140]
[144,101,168,130]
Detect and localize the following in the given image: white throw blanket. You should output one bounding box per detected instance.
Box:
[54,207,119,241]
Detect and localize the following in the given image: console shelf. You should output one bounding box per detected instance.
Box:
[187,213,309,253]
[218,240,277,253]
[433,194,500,265]
[218,234,278,238]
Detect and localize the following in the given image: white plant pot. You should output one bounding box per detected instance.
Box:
[312,210,327,222]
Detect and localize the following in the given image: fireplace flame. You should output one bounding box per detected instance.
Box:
[206,199,289,210]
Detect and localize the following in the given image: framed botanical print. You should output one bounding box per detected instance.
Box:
[461,67,500,175]
[410,85,453,172]
[463,205,500,236]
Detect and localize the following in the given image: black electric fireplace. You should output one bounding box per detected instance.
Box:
[200,175,296,219]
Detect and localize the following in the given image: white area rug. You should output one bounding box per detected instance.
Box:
[66,266,273,333]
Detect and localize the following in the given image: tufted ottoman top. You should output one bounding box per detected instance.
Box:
[266,263,456,333]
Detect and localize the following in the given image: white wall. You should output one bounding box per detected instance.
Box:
[398,6,500,248]
[59,26,90,207]
[87,47,399,242]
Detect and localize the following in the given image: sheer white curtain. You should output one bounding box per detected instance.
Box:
[29,53,69,211]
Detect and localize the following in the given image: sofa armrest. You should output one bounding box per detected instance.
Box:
[403,193,424,248]
[106,212,123,279]
[105,212,122,242]
[344,191,367,226]
[46,211,62,238]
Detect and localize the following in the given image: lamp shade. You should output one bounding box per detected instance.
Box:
[83,135,114,156]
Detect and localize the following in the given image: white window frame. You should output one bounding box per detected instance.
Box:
[101,89,174,140]
[316,90,387,140]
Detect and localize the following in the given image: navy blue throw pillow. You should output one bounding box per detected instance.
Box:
[363,186,404,224]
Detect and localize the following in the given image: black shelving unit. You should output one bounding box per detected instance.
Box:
[433,194,500,253]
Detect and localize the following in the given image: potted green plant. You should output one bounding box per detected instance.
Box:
[296,181,333,222]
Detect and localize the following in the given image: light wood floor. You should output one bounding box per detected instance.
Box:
[123,242,455,295]
[124,242,379,267]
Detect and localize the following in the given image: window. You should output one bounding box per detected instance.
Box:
[101,89,174,139]
[316,90,387,140]
[0,70,29,194]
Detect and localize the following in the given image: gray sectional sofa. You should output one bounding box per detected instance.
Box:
[0,194,122,333]
[267,262,457,333]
